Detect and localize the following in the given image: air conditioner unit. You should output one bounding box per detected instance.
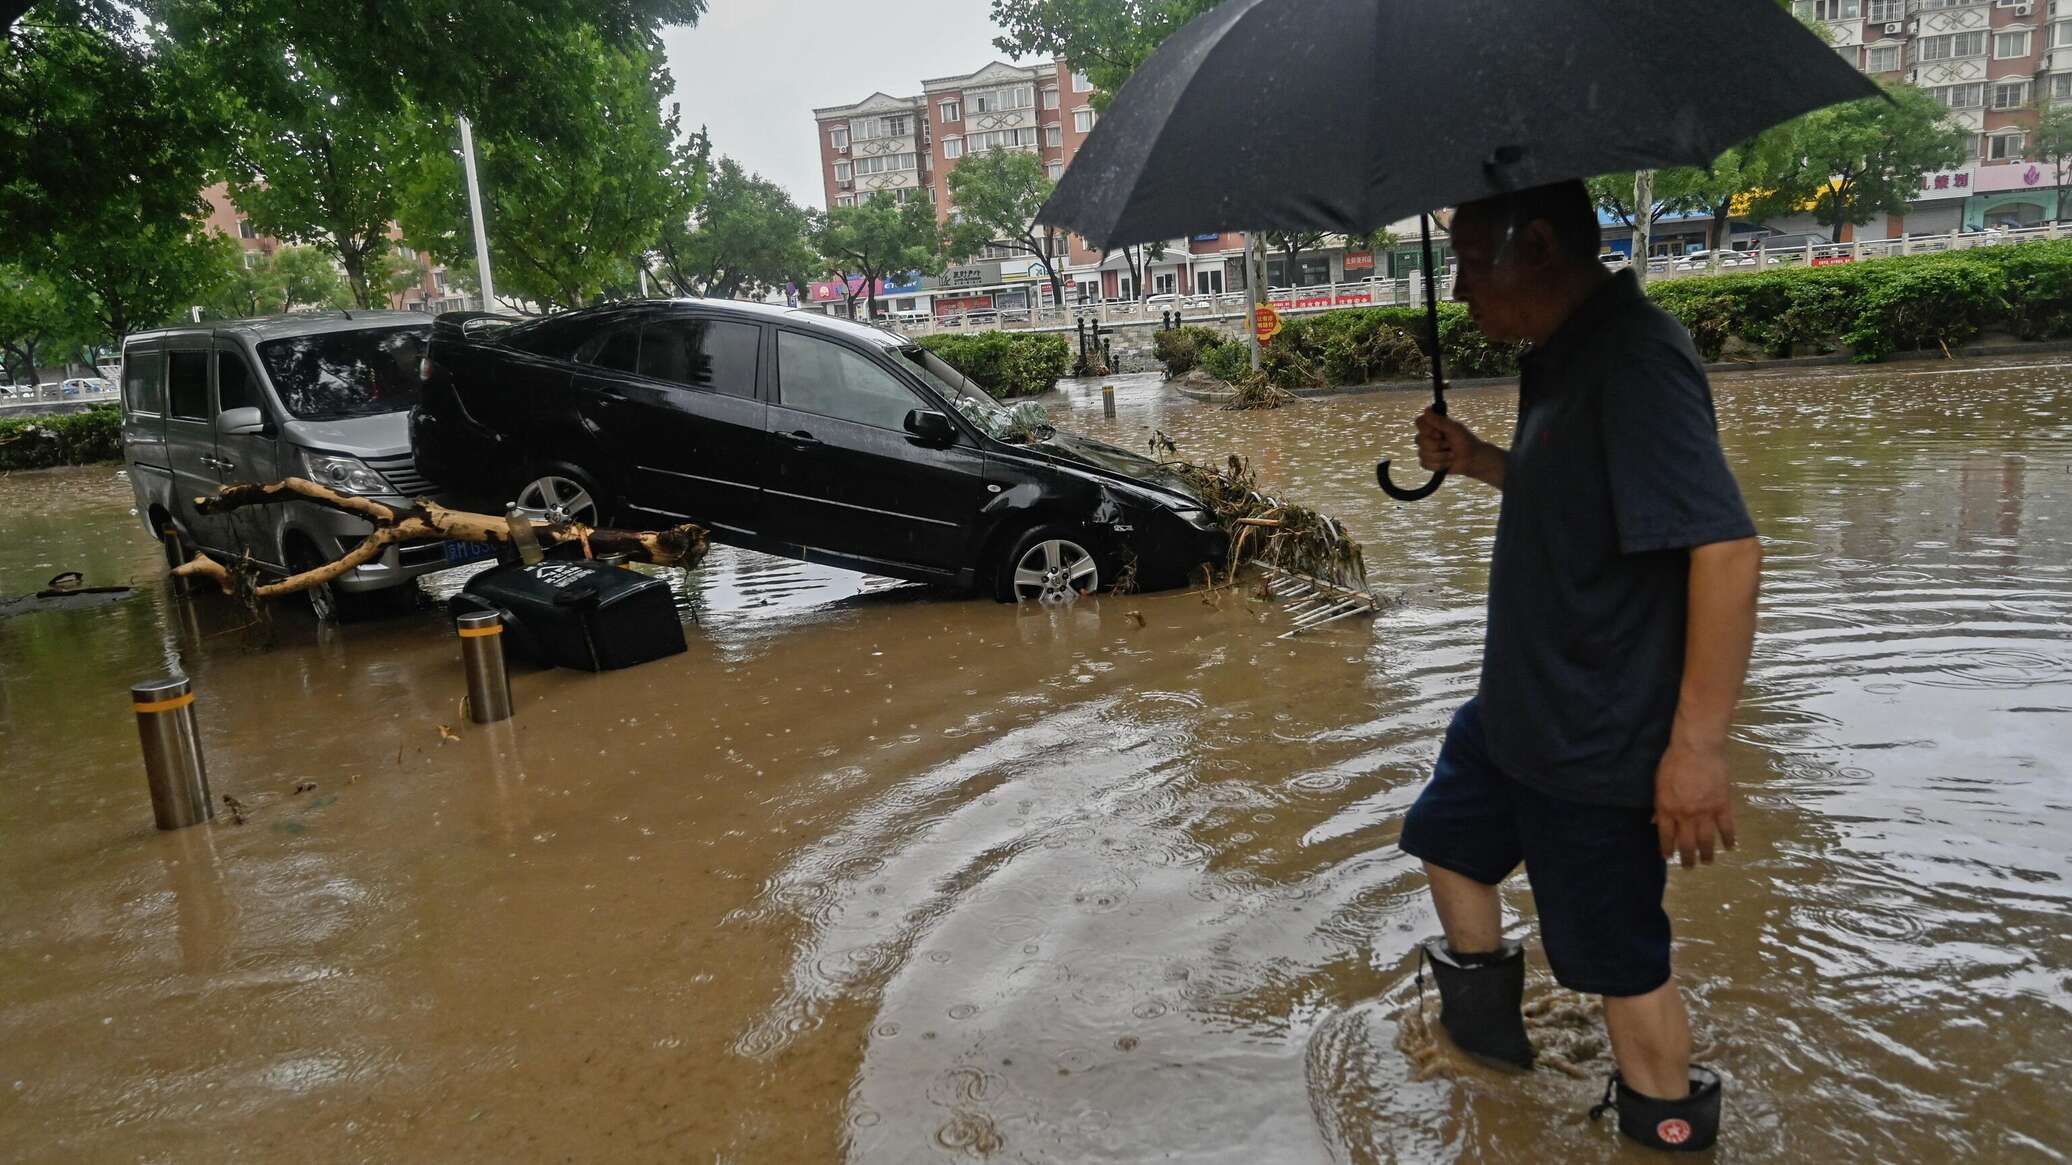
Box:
[837,180,852,190]
[2016,3,2033,15]
[1908,19,1919,32]
[1885,21,1904,34]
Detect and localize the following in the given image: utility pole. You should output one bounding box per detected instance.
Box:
[1632,169,1655,289]
[1245,231,1263,371]
[457,114,498,311]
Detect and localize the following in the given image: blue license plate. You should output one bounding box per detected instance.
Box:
[442,539,498,566]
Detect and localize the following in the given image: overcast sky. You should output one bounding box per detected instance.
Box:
[659,1,1032,211]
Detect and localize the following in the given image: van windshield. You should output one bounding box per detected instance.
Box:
[256,325,429,420]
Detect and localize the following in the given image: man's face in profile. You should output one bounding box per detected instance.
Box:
[1448,205,1540,344]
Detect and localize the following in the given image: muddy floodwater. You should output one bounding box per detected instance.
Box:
[2,359,2069,1163]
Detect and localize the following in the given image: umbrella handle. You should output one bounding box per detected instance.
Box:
[1377,461,1446,501]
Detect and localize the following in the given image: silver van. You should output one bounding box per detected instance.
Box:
[121,312,453,619]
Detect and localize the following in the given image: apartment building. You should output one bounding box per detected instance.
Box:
[1800,0,2072,233]
[201,183,469,314]
[812,61,1249,317]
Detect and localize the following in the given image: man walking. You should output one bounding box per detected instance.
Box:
[1398,180,1761,1153]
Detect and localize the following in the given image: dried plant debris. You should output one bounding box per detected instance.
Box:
[1156,450,1367,586]
[1224,370,1302,411]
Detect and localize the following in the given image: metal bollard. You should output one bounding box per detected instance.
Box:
[1102,338,1114,370]
[1102,384,1116,418]
[133,676,212,830]
[597,552,631,568]
[457,609,513,724]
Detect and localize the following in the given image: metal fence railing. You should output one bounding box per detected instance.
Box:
[885,220,2072,337]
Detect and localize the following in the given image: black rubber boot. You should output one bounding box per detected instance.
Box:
[1589,1066,1722,1152]
[1417,936,1534,1070]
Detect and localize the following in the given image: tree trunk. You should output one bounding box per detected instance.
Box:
[168,478,708,601]
[865,277,880,320]
[341,251,373,310]
[1632,170,1655,288]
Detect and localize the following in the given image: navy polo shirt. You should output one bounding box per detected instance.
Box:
[1479,270,1756,808]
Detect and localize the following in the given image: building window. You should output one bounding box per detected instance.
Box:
[940,100,960,122]
[942,137,963,159]
[1991,80,2033,109]
[855,152,918,175]
[241,250,259,269]
[878,114,912,139]
[1073,108,1095,133]
[1994,29,2033,59]
[237,219,256,239]
[1070,71,1092,92]
[1990,131,2026,160]
[835,194,854,207]
[2052,72,2072,100]
[967,128,1037,153]
[1047,161,1064,180]
[1196,269,1225,296]
[833,160,852,181]
[970,86,1034,114]
[830,127,848,149]
[1813,0,1858,18]
[1867,0,1904,20]
[1920,0,1982,8]
[1929,82,1986,109]
[1866,43,1902,72]
[1918,31,1988,61]
[1044,125,1062,148]
[1041,87,1059,110]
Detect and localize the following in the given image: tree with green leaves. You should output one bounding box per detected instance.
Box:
[990,0,1218,109]
[655,158,817,300]
[205,246,353,319]
[0,265,88,385]
[39,223,238,340]
[1757,83,1965,243]
[2034,102,2072,224]
[212,50,416,309]
[814,194,945,320]
[946,149,1067,311]
[397,29,709,312]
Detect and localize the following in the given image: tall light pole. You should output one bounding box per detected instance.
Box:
[457,114,498,310]
[1245,231,1262,371]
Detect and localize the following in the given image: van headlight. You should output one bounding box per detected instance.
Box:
[303,453,394,496]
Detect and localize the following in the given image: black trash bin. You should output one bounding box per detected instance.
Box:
[450,560,685,672]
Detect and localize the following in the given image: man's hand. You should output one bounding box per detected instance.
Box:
[1653,737,1736,869]
[1415,408,1506,489]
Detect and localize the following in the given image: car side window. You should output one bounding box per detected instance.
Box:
[574,324,641,373]
[776,332,922,431]
[168,352,210,420]
[639,319,758,397]
[217,351,259,414]
[123,352,165,415]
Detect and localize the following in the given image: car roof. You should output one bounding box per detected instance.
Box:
[496,298,911,350]
[124,310,432,347]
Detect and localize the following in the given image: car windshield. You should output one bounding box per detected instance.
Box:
[897,346,1054,443]
[256,325,429,420]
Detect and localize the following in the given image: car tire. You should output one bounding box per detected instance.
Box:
[996,524,1104,604]
[512,462,611,528]
[285,535,373,623]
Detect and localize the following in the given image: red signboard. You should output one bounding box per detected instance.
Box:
[1343,250,1375,271]
[932,294,994,315]
[1809,255,1854,267]
[1254,304,1283,342]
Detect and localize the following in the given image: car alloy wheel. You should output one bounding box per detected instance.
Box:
[1011,537,1099,604]
[514,474,598,527]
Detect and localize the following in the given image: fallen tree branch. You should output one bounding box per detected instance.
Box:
[170,478,708,600]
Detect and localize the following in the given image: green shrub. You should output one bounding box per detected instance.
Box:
[0,405,121,471]
[917,331,1072,398]
[1199,338,1250,383]
[1152,324,1231,377]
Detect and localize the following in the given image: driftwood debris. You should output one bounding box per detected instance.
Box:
[168,477,709,601]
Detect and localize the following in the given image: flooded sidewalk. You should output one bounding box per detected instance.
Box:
[1,359,2068,1163]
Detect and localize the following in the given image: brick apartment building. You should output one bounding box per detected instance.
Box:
[1780,0,2071,238]
[811,60,1249,318]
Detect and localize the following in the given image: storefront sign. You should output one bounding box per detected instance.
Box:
[1253,304,1283,342]
[1809,255,1855,267]
[932,294,994,316]
[1917,168,1974,196]
[1342,250,1375,271]
[1192,233,1222,242]
[946,264,986,288]
[810,275,922,302]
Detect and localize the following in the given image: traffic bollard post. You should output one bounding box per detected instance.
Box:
[133,676,212,830]
[457,609,513,724]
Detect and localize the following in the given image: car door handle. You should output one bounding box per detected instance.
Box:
[215,457,236,472]
[782,429,820,448]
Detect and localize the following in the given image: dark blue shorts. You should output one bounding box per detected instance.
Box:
[1399,698,1672,997]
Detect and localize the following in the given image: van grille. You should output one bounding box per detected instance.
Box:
[366,452,436,498]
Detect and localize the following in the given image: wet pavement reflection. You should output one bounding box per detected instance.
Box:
[1,358,2068,1162]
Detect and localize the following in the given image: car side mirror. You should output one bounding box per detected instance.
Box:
[904,409,955,444]
[216,406,266,436]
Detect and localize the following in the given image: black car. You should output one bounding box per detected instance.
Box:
[411,300,1228,600]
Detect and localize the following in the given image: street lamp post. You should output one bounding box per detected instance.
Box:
[457,114,498,311]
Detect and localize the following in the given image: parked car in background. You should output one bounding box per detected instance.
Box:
[1672,249,1757,271]
[120,312,448,620]
[414,300,1229,601]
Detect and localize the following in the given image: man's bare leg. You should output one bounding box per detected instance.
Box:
[1602,979,1692,1099]
[1424,862,1502,953]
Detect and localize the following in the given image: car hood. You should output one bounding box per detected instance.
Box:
[1019,430,1206,505]
[280,409,413,459]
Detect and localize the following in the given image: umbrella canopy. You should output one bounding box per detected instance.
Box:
[1039,0,1880,250]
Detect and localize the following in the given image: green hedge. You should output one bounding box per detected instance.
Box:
[1186,303,1522,390]
[0,405,121,470]
[917,331,1072,398]
[1152,325,1230,377]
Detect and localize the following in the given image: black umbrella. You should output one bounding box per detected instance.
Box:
[1038,0,1879,500]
